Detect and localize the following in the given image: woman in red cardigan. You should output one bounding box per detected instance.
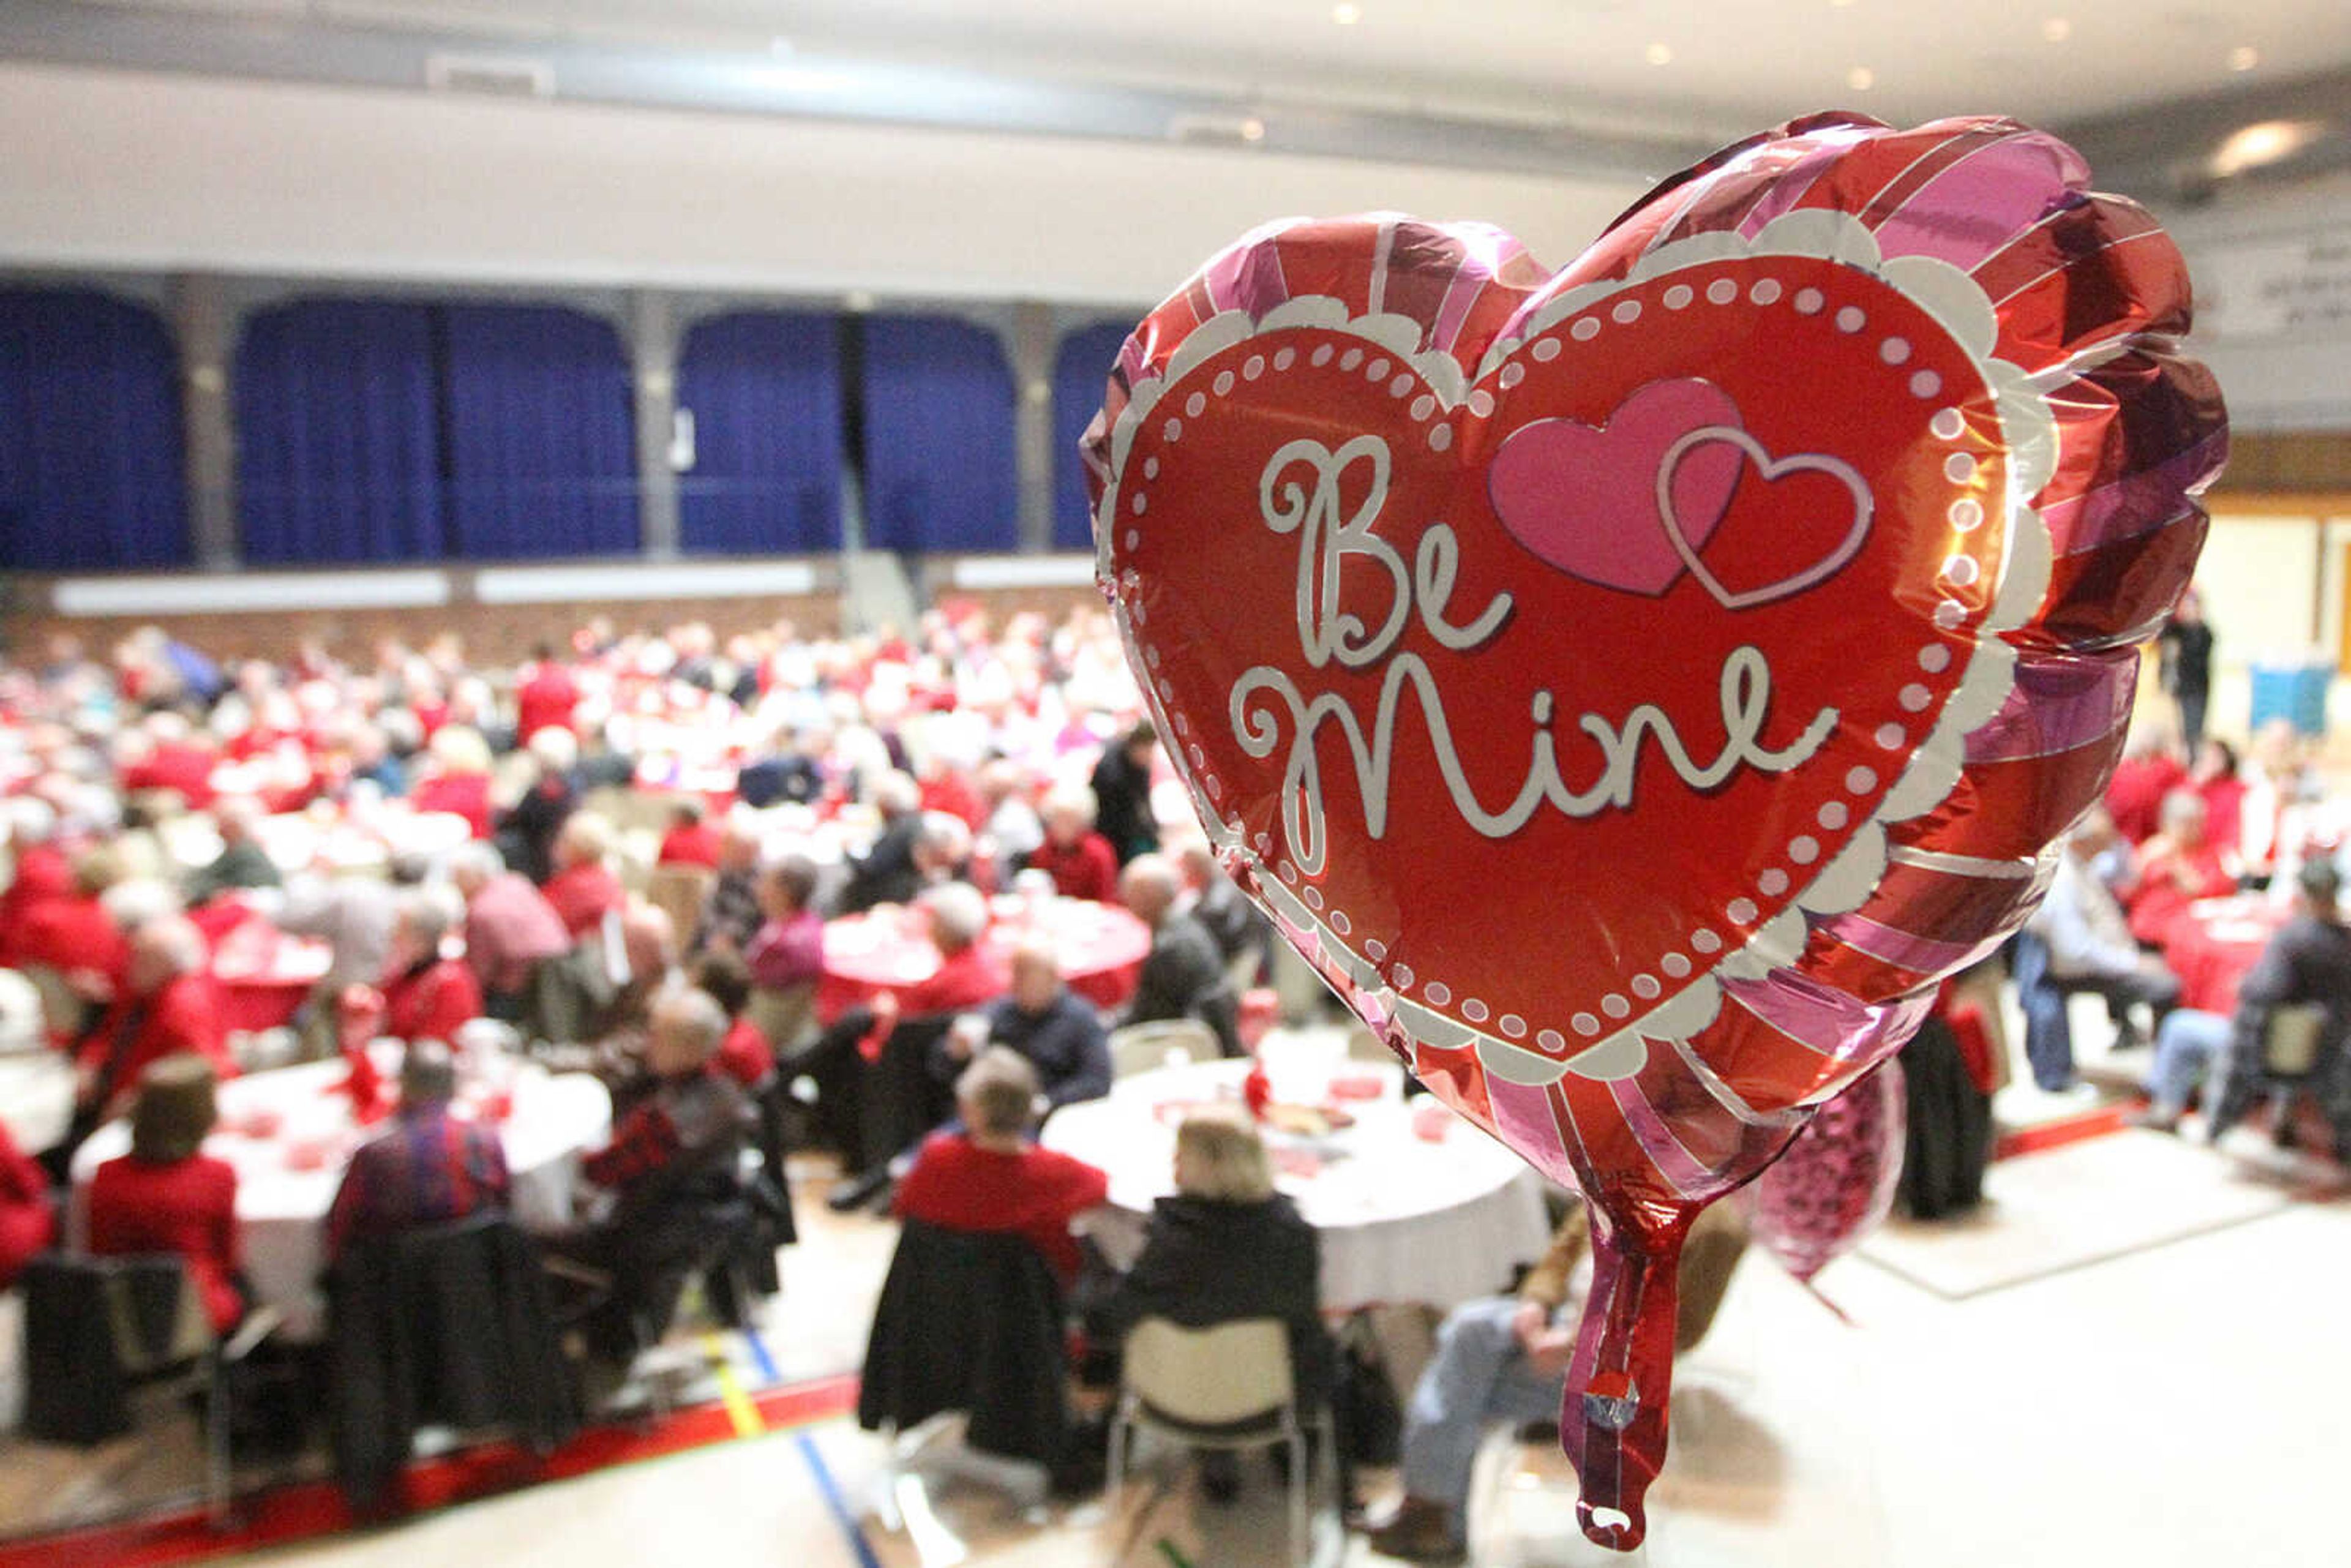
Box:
[86,1055,246,1334]
[0,1121,55,1291]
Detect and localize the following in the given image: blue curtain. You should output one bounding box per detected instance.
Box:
[676,310,842,555]
[860,313,1018,553]
[1051,321,1132,552]
[0,288,189,571]
[441,304,639,559]
[235,299,443,563]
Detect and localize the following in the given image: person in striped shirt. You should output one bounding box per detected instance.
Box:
[324,1041,509,1262]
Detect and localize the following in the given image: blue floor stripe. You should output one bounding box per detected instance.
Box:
[797,1430,887,1568]
[743,1324,782,1386]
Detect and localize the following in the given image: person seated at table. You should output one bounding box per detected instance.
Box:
[515,642,581,745]
[2142,859,2351,1148]
[549,988,755,1359]
[1174,837,1270,976]
[324,1040,510,1264]
[2026,809,2181,1052]
[117,710,222,811]
[497,726,581,887]
[410,724,497,841]
[1026,785,1120,904]
[349,890,484,1049]
[276,859,413,1051]
[2238,719,2317,890]
[970,938,1112,1113]
[339,721,409,800]
[0,798,72,967]
[450,842,572,1024]
[542,812,624,941]
[2193,737,2248,865]
[1091,721,1163,868]
[744,853,825,1035]
[1117,855,1242,1057]
[1088,1106,1335,1502]
[184,795,282,907]
[656,798,724,871]
[2105,723,2186,847]
[915,811,982,891]
[691,949,775,1092]
[978,760,1045,887]
[0,1119,57,1292]
[12,844,132,1031]
[85,1054,246,1334]
[690,821,766,957]
[892,1048,1109,1289]
[2125,789,2238,947]
[818,882,1013,1210]
[839,771,926,914]
[735,723,827,811]
[1364,1200,1750,1563]
[72,917,234,1139]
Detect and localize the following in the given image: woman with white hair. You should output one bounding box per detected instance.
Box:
[1026,783,1119,903]
[541,811,623,940]
[347,888,484,1048]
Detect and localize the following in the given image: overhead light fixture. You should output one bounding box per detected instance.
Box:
[2229,45,2260,71]
[1646,42,1674,66]
[1830,0,1858,9]
[1333,2,1362,24]
[768,35,793,56]
[2208,118,2327,178]
[1239,116,1267,142]
[2041,17,2071,43]
[1847,65,1875,91]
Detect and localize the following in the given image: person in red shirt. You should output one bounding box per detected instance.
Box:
[656,799,724,870]
[893,1046,1109,1287]
[410,725,497,839]
[11,846,132,1034]
[2125,788,2239,947]
[514,645,580,744]
[1025,786,1120,904]
[73,917,235,1136]
[692,949,775,1090]
[0,801,71,966]
[2192,738,2248,863]
[2105,726,2188,846]
[119,712,222,811]
[348,891,484,1047]
[86,1054,246,1334]
[860,882,1010,1060]
[541,812,623,940]
[0,1120,56,1291]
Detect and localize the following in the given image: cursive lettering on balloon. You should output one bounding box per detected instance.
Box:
[1232,435,1838,875]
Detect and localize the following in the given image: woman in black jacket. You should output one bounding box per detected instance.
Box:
[1097,1107,1339,1502]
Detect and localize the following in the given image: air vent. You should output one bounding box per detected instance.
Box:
[426,53,554,99]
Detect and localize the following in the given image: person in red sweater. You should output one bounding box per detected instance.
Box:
[2192,737,2248,863]
[656,799,724,870]
[0,801,71,966]
[542,812,624,940]
[73,917,235,1135]
[11,846,132,1036]
[0,1120,56,1291]
[2125,788,2238,946]
[410,725,497,839]
[2105,726,2188,847]
[86,1054,246,1334]
[514,645,580,744]
[1026,785,1120,904]
[893,1046,1109,1287]
[346,891,484,1047]
[693,948,775,1090]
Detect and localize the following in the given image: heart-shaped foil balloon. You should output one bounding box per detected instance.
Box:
[1081,113,2225,1549]
[1750,1057,1907,1288]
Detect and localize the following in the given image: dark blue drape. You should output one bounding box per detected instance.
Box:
[1051,321,1132,553]
[235,299,443,564]
[860,313,1017,554]
[442,304,639,559]
[0,288,189,571]
[676,310,843,555]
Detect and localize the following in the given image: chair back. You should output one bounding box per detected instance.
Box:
[21,1252,212,1445]
[1109,1018,1217,1079]
[644,865,716,947]
[1123,1317,1294,1428]
[751,981,820,1059]
[2263,1002,2329,1078]
[9,964,80,1045]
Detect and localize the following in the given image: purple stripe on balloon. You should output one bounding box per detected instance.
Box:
[1731,132,1884,239]
[1721,972,1933,1081]
[1869,133,2082,270]
[1962,655,2135,762]
[1487,1075,1583,1191]
[1820,912,1989,974]
[1432,261,1490,360]
[2041,430,2230,558]
[1608,1076,1720,1197]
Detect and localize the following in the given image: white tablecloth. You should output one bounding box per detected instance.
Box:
[0,1052,75,1155]
[1043,1052,1554,1311]
[70,1054,611,1339]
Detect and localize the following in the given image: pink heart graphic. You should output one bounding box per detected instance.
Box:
[1487,378,1744,595]
[1657,427,1876,610]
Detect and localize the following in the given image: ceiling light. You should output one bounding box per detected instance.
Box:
[1645,42,1673,66]
[1847,65,1875,91]
[2208,118,2327,177]
[1830,0,1858,9]
[1332,2,1362,24]
[767,35,793,56]
[1239,116,1267,142]
[2229,44,2259,70]
[2041,17,2071,42]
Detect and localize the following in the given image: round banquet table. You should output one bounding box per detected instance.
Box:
[2162,895,2289,1016]
[0,1050,76,1155]
[1042,1052,1555,1312]
[819,894,1151,1021]
[69,1052,610,1340]
[209,913,333,1035]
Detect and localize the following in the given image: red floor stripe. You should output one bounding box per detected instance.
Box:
[1993,1100,2139,1161]
[0,1373,861,1568]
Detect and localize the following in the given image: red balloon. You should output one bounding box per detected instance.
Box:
[1082,113,2224,1550]
[1750,1059,1907,1286]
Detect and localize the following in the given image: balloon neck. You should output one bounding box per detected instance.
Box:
[1561,1216,1689,1553]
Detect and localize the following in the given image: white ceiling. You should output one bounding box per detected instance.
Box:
[96,0,2351,133]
